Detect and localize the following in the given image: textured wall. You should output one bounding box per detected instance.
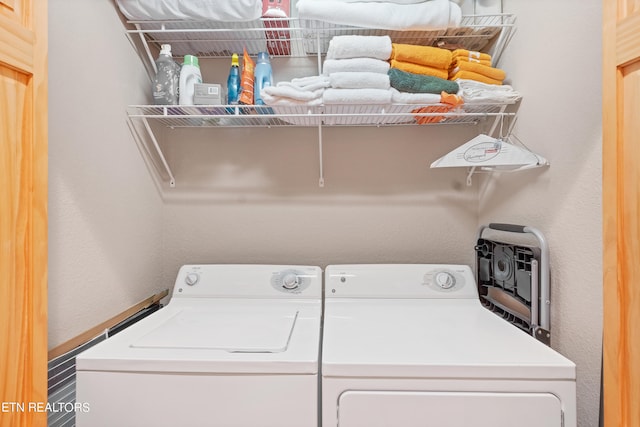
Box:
[479,1,603,426]
[160,124,481,280]
[48,0,164,349]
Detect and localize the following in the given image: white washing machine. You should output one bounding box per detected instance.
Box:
[76,264,322,427]
[322,264,576,427]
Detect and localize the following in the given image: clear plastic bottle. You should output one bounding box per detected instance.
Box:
[226,53,240,105]
[152,44,180,105]
[253,52,273,105]
[178,55,203,106]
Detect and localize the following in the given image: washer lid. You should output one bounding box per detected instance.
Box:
[76,299,321,374]
[132,308,298,353]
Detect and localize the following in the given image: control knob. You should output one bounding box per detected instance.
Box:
[435,271,455,289]
[185,272,200,286]
[282,273,300,290]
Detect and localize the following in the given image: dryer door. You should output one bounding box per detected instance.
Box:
[338,391,563,427]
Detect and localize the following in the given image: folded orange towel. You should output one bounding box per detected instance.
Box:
[411,92,464,124]
[411,105,450,124]
[451,56,492,67]
[452,49,492,62]
[440,92,464,107]
[450,70,502,85]
[391,43,452,69]
[450,61,506,81]
[389,59,448,79]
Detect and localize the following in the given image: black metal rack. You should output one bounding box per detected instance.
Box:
[475,223,551,345]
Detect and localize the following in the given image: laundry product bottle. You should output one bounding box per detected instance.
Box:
[152,44,181,105]
[178,54,203,106]
[253,51,273,105]
[226,53,241,105]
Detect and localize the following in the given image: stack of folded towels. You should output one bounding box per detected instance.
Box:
[389,43,453,80]
[387,43,460,107]
[262,35,396,107]
[321,35,394,105]
[261,39,514,118]
[448,49,506,85]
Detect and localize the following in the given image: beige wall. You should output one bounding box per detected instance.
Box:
[159,124,481,280]
[48,1,602,426]
[48,0,164,348]
[481,2,603,427]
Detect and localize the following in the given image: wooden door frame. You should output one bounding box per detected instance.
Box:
[0,0,48,425]
[31,0,49,415]
[602,2,640,427]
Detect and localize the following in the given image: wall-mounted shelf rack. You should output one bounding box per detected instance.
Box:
[124,14,519,188]
[128,102,517,188]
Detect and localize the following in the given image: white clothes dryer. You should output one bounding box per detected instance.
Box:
[76,264,322,427]
[322,264,576,427]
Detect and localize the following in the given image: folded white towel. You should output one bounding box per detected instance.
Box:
[323,58,390,75]
[297,0,462,31]
[323,88,392,105]
[263,85,325,101]
[278,75,331,92]
[330,72,390,89]
[455,79,522,104]
[116,0,262,21]
[390,88,441,104]
[262,93,323,106]
[290,75,331,86]
[326,35,392,60]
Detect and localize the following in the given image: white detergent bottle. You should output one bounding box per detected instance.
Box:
[178,55,203,105]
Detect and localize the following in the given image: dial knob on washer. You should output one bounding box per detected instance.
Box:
[185,273,200,286]
[435,271,455,289]
[282,273,300,290]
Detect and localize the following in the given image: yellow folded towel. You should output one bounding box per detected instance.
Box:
[389,59,448,79]
[450,70,502,85]
[452,49,491,62]
[452,56,492,67]
[450,61,506,81]
[391,43,452,69]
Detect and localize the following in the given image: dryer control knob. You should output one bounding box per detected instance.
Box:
[435,271,455,289]
[185,272,200,286]
[282,273,300,290]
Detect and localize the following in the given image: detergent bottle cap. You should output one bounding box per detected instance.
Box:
[231,53,239,67]
[183,54,199,67]
[160,44,172,56]
[257,51,270,63]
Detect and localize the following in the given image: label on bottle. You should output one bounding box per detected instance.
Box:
[153,58,180,105]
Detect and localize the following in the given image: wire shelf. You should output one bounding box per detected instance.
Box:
[127,14,516,60]
[128,102,516,128]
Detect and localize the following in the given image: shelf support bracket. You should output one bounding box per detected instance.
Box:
[134,23,157,80]
[487,104,508,138]
[317,123,325,187]
[141,116,176,187]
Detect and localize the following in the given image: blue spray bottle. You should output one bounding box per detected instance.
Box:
[226,53,240,105]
